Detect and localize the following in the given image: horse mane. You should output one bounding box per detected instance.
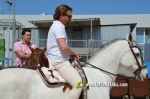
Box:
[100,39,126,50]
[87,39,127,62]
[87,38,141,63]
[97,39,127,53]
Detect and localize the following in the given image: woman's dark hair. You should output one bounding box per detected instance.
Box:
[53,4,72,20]
[22,28,31,35]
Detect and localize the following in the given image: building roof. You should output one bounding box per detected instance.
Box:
[0,14,150,28]
[29,18,100,28]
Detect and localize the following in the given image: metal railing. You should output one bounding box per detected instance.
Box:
[0,58,12,67]
[31,39,111,61]
[33,39,111,48]
[68,40,87,48]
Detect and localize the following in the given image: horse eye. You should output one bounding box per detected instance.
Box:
[135,53,140,57]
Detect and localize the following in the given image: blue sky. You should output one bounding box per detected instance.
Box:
[0,0,150,15]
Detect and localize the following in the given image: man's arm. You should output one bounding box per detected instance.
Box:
[57,38,79,60]
[15,49,31,59]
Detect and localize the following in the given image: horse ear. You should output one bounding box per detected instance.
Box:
[126,33,134,45]
[41,47,47,53]
[128,33,133,42]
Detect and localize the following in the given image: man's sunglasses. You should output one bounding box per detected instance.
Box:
[65,14,72,19]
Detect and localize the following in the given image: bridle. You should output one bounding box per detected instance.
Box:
[128,41,147,79]
[79,40,147,80]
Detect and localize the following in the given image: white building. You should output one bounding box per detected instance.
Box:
[0,14,150,71]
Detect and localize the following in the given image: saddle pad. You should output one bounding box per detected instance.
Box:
[37,66,58,87]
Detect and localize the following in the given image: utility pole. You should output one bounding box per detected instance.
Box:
[12,0,16,65]
[5,1,12,58]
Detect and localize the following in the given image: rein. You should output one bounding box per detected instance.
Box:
[79,60,134,80]
[77,40,146,80]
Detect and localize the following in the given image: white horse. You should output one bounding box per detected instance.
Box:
[0,37,148,99]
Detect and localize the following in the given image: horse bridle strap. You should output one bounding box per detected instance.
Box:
[80,61,134,80]
[128,42,145,76]
[78,40,145,80]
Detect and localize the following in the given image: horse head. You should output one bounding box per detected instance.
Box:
[28,47,47,68]
[120,33,148,81]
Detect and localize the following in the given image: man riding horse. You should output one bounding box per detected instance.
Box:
[39,4,83,99]
[13,28,37,67]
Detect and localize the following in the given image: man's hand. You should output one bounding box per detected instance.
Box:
[72,52,80,60]
[22,53,31,59]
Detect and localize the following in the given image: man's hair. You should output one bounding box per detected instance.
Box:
[53,4,72,20]
[22,28,31,35]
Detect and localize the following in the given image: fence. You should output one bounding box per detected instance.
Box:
[0,58,12,67]
[31,39,114,61]
[33,39,111,48]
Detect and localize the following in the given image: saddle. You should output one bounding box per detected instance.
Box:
[37,58,88,99]
[37,66,62,86]
[37,59,87,86]
[37,54,67,87]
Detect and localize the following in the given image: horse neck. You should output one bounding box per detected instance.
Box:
[88,40,128,76]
